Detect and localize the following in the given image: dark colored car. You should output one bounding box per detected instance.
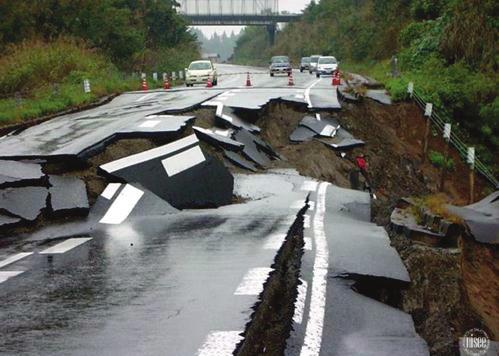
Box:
[270,56,292,77]
[300,57,311,72]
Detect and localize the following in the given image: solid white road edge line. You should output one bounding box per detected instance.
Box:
[0,253,33,269]
[293,279,308,324]
[99,184,144,225]
[197,330,243,356]
[300,182,329,356]
[234,267,273,296]
[40,237,93,254]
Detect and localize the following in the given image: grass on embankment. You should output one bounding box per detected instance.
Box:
[0,38,186,126]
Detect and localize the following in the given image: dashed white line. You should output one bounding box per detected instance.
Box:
[0,271,24,284]
[291,200,307,210]
[234,267,273,295]
[304,214,311,228]
[99,184,144,225]
[263,234,287,250]
[40,237,93,254]
[161,145,206,177]
[139,120,160,128]
[293,279,308,324]
[197,331,243,356]
[136,93,155,102]
[300,182,330,356]
[304,237,313,250]
[0,253,33,269]
[101,183,122,200]
[308,202,315,211]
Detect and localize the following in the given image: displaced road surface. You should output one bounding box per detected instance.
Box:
[0,65,428,355]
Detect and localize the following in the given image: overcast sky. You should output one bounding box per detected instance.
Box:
[192,0,312,37]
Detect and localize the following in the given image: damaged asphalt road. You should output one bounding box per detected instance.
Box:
[0,64,429,355]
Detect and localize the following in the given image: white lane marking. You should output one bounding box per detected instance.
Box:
[0,271,24,284]
[263,234,286,250]
[304,237,313,250]
[101,135,199,173]
[305,78,322,108]
[304,215,311,228]
[139,120,160,128]
[217,96,229,101]
[315,113,321,121]
[136,93,155,102]
[0,253,33,269]
[197,331,243,356]
[40,238,93,254]
[234,267,273,295]
[99,184,144,225]
[293,279,308,324]
[161,146,205,177]
[101,183,122,200]
[300,181,319,192]
[308,202,315,211]
[320,125,335,137]
[300,182,330,356]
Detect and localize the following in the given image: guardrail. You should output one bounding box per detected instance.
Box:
[408,83,498,188]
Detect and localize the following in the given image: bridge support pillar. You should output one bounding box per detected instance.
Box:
[267,23,276,45]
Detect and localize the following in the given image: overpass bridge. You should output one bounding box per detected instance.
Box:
[177,0,302,44]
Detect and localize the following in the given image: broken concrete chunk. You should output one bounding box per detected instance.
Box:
[193,126,244,151]
[215,106,261,133]
[300,116,340,138]
[0,214,22,230]
[223,150,258,172]
[0,187,48,221]
[117,115,195,137]
[289,126,317,143]
[337,83,359,102]
[99,135,234,209]
[233,129,273,168]
[365,89,392,105]
[49,176,89,215]
[0,160,45,188]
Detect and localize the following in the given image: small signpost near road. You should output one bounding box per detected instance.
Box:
[440,123,452,192]
[467,147,475,203]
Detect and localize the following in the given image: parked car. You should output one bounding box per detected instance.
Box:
[300,57,311,72]
[269,56,292,76]
[185,60,217,86]
[309,55,322,74]
[316,56,338,77]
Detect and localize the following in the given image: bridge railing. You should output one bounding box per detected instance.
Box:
[178,0,279,16]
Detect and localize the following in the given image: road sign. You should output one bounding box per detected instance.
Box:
[424,103,433,117]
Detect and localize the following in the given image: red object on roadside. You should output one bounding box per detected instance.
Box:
[246,72,252,87]
[288,71,295,86]
[163,77,171,90]
[141,78,148,91]
[355,155,367,171]
[332,71,341,86]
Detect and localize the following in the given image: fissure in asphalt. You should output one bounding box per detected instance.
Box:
[235,202,308,356]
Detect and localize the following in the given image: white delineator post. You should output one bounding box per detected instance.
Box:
[422,102,433,162]
[83,79,91,93]
[440,123,452,192]
[407,82,414,98]
[153,72,158,81]
[467,147,475,204]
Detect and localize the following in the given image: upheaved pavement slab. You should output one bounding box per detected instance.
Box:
[0,91,217,160]
[0,171,309,356]
[300,115,340,137]
[365,89,392,105]
[286,183,427,356]
[223,150,258,172]
[289,126,317,143]
[233,129,275,168]
[100,135,234,209]
[0,187,48,221]
[193,126,244,151]
[48,176,89,215]
[0,214,21,230]
[0,160,44,188]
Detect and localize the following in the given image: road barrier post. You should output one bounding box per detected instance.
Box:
[246,72,252,87]
[407,82,414,98]
[83,79,91,94]
[152,72,158,82]
[172,71,177,82]
[422,103,433,162]
[440,123,451,192]
[179,71,184,80]
[467,147,475,203]
[141,73,146,80]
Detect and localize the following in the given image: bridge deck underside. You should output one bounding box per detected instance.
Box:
[184,14,300,25]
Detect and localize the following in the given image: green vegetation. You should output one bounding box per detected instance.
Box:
[429,150,455,170]
[233,0,498,171]
[192,29,240,62]
[0,0,199,125]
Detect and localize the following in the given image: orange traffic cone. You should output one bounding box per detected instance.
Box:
[141,78,148,91]
[206,75,213,88]
[246,72,252,87]
[163,77,171,90]
[288,72,295,86]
